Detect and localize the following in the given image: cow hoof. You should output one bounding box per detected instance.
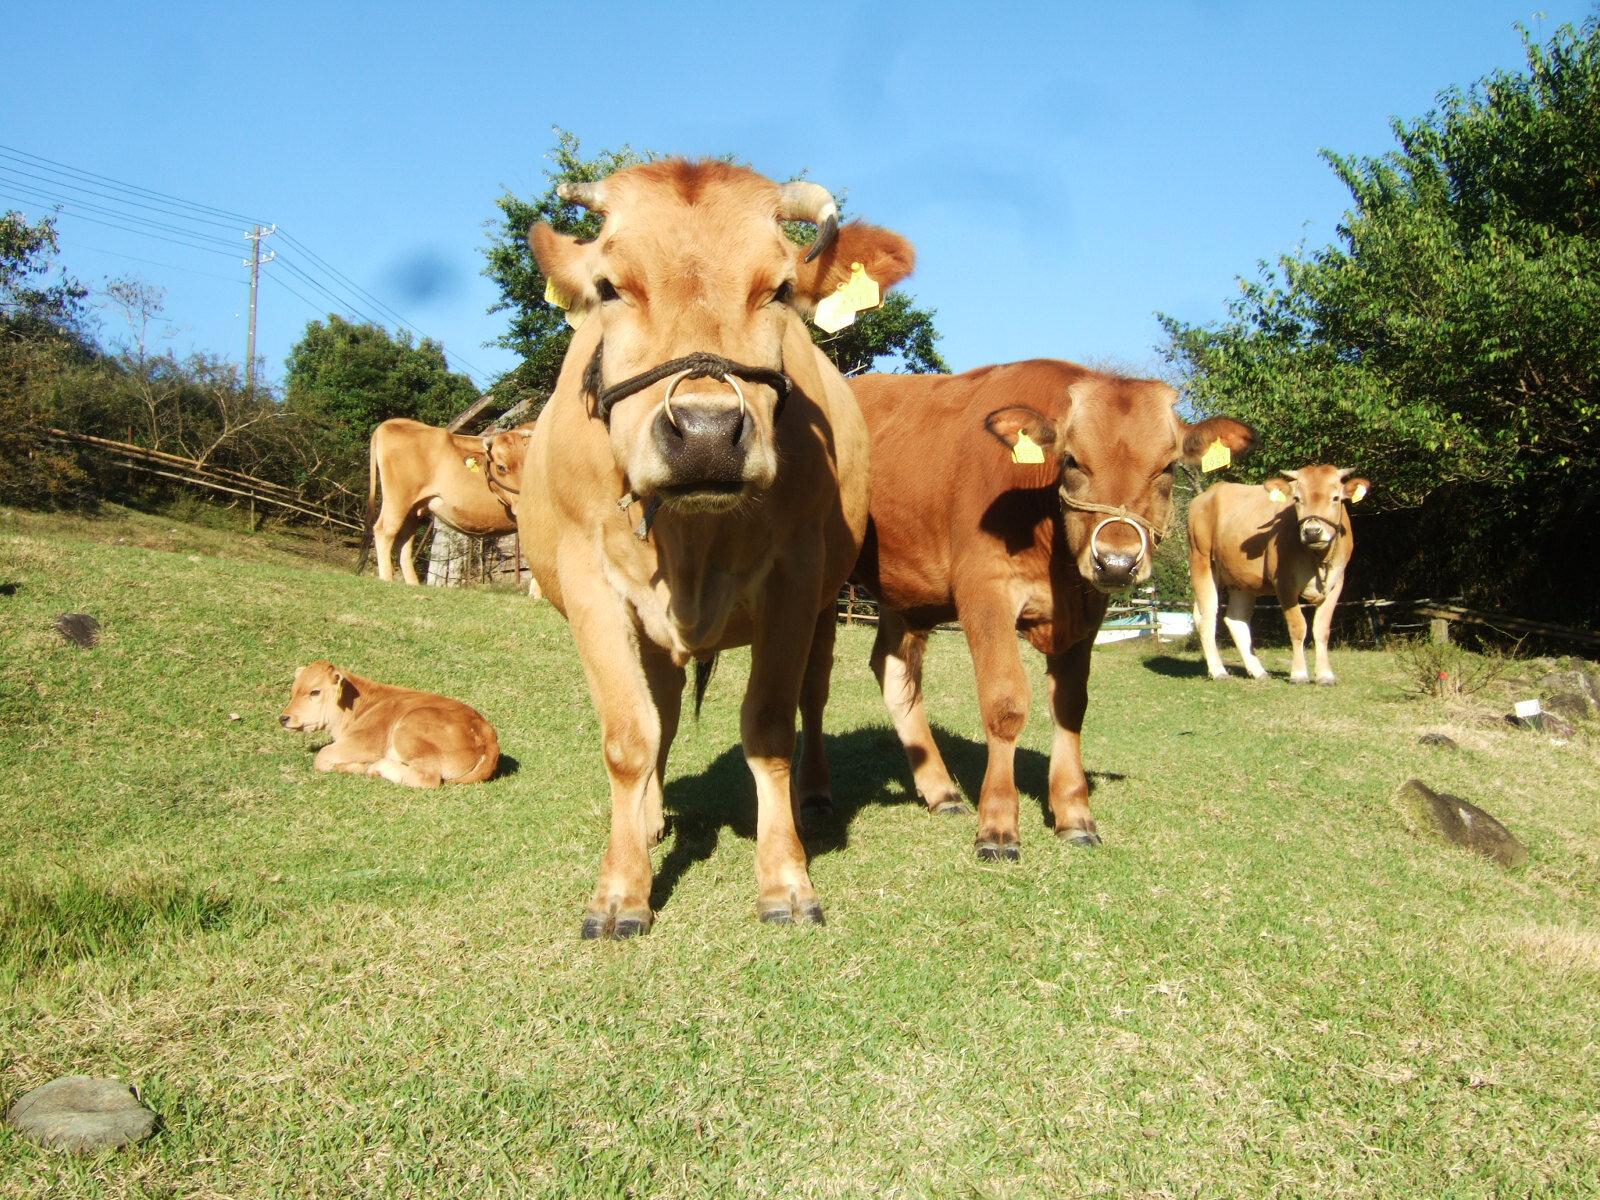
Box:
[1207,671,1230,682]
[758,897,825,926]
[1058,829,1102,848]
[580,910,653,940]
[1288,675,1310,685]
[930,796,973,817]
[1316,677,1337,688]
[976,841,1021,863]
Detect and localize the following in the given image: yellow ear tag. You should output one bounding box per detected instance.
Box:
[543,277,586,330]
[465,457,480,472]
[1268,486,1286,502]
[811,263,882,334]
[1350,483,1367,503]
[1200,438,1232,472]
[839,262,881,313]
[1011,431,1046,465]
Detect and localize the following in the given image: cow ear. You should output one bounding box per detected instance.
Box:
[984,407,1059,457]
[293,665,305,684]
[330,669,357,710]
[1344,478,1371,504]
[1181,417,1257,463]
[1264,478,1293,503]
[793,222,915,313]
[529,224,597,313]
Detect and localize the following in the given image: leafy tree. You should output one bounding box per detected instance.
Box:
[482,130,946,414]
[1161,17,1600,623]
[283,315,479,489]
[0,211,93,504]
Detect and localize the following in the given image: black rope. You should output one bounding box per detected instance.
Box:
[584,343,791,424]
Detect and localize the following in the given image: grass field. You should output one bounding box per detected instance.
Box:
[2,506,1598,1198]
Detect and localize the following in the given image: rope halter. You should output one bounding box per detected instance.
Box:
[1059,495,1168,568]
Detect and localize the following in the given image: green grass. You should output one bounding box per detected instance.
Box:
[2,509,1598,1198]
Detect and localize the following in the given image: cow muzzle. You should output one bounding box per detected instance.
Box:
[651,377,755,506]
[1088,515,1150,592]
[1298,516,1339,550]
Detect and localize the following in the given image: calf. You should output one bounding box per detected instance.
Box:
[1188,466,1369,685]
[279,661,499,787]
[844,362,1255,860]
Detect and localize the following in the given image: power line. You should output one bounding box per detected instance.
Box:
[1,141,494,387]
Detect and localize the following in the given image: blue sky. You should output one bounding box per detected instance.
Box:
[4,1,1590,394]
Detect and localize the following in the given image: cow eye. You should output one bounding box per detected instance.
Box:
[772,281,795,305]
[1063,455,1081,471]
[596,278,621,303]
[309,689,320,697]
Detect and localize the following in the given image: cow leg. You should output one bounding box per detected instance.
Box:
[1045,637,1100,846]
[1310,577,1345,685]
[964,607,1030,862]
[640,646,684,846]
[371,508,405,583]
[1192,569,1230,680]
[369,757,444,788]
[1224,592,1268,679]
[869,608,968,815]
[395,511,426,586]
[313,741,378,774]
[795,605,838,822]
[569,600,661,939]
[744,590,825,925]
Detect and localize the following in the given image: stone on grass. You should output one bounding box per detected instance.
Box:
[1418,732,1458,750]
[1392,779,1528,870]
[6,1076,158,1153]
[1541,692,1592,725]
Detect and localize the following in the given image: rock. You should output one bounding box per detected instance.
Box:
[6,1076,158,1153]
[1539,670,1599,703]
[1418,732,1458,750]
[53,613,101,648]
[1542,692,1592,724]
[1506,711,1577,738]
[1392,779,1528,870]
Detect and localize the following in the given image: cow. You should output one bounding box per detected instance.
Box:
[517,159,915,937]
[279,660,500,787]
[1187,465,1370,685]
[481,424,536,513]
[842,362,1256,861]
[362,418,517,584]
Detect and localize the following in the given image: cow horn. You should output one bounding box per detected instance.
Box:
[558,180,608,212]
[1281,468,1301,480]
[778,181,840,263]
[1336,467,1355,479]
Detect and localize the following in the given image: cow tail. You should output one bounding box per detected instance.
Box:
[356,438,379,574]
[692,654,719,720]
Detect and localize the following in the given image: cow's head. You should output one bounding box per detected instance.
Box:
[1268,466,1369,552]
[986,377,1256,592]
[480,425,534,512]
[279,661,355,733]
[531,160,914,512]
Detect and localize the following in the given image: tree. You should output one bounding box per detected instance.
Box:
[481,130,946,414]
[1160,17,1600,623]
[283,315,480,490]
[0,211,93,505]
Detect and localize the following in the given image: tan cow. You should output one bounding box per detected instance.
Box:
[518,159,915,937]
[481,424,536,513]
[844,362,1256,860]
[279,660,499,787]
[363,418,516,584]
[1188,465,1371,685]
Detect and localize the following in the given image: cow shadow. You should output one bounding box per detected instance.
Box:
[1142,654,1210,679]
[649,723,1122,913]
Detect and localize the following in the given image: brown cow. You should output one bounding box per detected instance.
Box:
[843,362,1255,860]
[481,424,536,513]
[1188,466,1370,685]
[279,661,499,787]
[363,418,516,584]
[518,159,915,937]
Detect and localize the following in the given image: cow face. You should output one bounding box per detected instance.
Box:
[480,426,534,512]
[1275,466,1369,552]
[986,379,1256,592]
[279,661,355,733]
[531,160,913,513]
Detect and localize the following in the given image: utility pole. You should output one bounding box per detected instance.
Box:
[243,224,276,393]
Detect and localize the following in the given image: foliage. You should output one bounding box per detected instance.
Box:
[282,314,480,491]
[1161,18,1600,622]
[1391,635,1520,699]
[481,129,946,413]
[0,212,94,505]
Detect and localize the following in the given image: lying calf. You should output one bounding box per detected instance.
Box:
[280,661,499,787]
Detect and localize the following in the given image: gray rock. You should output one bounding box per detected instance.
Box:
[1507,711,1577,738]
[1539,668,1600,703]
[1418,733,1458,750]
[1542,692,1593,724]
[53,613,101,648]
[6,1076,158,1153]
[1393,779,1528,870]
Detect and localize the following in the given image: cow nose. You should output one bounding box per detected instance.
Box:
[1300,519,1334,548]
[1088,515,1149,591]
[652,401,750,485]
[278,714,290,727]
[1094,551,1142,589]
